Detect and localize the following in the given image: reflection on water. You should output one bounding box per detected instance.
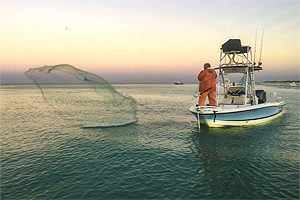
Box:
[190,111,298,199]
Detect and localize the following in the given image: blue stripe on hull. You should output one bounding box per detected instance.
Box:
[197,105,283,121]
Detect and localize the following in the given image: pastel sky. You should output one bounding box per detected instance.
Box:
[0,0,299,83]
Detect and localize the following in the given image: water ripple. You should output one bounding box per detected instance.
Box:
[1,84,299,199]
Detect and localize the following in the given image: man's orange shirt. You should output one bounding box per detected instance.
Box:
[198,69,217,93]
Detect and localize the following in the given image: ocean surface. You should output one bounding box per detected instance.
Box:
[1,83,299,199]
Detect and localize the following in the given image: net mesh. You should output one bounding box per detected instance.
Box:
[25,64,138,127]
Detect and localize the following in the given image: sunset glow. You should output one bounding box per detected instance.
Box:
[1,0,299,83]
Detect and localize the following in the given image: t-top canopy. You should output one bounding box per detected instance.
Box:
[214,66,262,73]
[221,39,251,54]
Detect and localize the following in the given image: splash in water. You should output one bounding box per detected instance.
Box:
[25,64,138,127]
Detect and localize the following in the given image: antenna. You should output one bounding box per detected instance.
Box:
[253,29,257,65]
[259,29,264,64]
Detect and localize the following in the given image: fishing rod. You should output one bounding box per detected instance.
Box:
[258,29,264,65]
[253,29,257,65]
[193,87,212,98]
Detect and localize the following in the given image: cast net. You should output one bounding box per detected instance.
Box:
[25,64,137,127]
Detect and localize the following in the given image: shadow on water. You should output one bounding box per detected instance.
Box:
[81,120,138,129]
[188,114,299,199]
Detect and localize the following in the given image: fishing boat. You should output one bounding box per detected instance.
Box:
[190,39,284,127]
[174,81,184,85]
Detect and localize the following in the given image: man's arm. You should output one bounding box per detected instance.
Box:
[198,71,205,81]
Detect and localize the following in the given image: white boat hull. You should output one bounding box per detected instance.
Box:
[200,111,283,127]
[190,102,284,127]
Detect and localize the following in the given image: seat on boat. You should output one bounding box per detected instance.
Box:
[220,95,258,105]
[220,97,233,105]
[232,96,246,105]
[220,95,246,105]
[221,39,251,54]
[228,85,245,95]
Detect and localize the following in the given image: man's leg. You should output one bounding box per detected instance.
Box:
[208,90,217,106]
[198,92,208,106]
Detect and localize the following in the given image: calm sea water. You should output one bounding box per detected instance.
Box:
[1,84,299,199]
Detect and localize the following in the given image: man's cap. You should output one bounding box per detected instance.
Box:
[204,63,211,69]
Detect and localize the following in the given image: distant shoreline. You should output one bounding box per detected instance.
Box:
[264,81,300,83]
[1,81,299,86]
[0,82,197,85]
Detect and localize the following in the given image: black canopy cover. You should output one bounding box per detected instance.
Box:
[221,39,251,54]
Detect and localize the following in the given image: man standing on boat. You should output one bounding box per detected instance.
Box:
[197,63,217,107]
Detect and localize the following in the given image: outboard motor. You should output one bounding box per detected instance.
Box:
[256,90,266,104]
